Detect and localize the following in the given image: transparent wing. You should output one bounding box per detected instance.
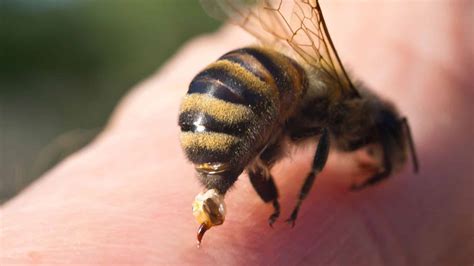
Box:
[199,0,360,99]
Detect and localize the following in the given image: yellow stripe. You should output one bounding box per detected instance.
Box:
[206,60,279,103]
[180,94,254,124]
[180,132,240,151]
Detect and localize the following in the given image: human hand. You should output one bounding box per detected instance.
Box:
[1,1,472,265]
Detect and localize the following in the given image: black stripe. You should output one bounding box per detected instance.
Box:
[178,111,249,136]
[188,78,246,105]
[189,65,267,107]
[235,48,292,96]
[184,146,238,164]
[218,53,267,81]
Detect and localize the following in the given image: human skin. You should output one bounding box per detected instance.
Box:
[1,1,473,265]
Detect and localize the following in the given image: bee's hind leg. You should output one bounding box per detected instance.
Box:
[286,128,330,227]
[247,142,284,227]
[351,141,392,190]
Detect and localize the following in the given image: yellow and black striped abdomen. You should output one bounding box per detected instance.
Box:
[179,47,307,166]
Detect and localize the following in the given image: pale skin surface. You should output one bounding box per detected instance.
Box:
[1,1,473,265]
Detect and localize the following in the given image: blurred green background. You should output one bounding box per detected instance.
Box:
[0,0,220,203]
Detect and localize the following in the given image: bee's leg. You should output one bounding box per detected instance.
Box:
[247,143,283,227]
[286,128,330,227]
[248,168,280,227]
[401,117,419,173]
[350,141,392,190]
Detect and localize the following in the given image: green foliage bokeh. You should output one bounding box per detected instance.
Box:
[0,0,220,202]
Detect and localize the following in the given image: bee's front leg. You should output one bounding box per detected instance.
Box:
[351,140,392,191]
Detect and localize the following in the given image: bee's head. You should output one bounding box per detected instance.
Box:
[192,189,226,246]
[372,103,418,173]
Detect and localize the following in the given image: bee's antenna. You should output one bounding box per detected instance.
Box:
[401,118,419,173]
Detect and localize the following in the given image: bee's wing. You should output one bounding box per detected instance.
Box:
[200,0,360,99]
[200,0,296,49]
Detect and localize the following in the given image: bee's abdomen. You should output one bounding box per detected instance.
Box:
[179,47,306,164]
[178,93,254,163]
[228,47,306,105]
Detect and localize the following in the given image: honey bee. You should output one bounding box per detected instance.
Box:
[179,0,419,245]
